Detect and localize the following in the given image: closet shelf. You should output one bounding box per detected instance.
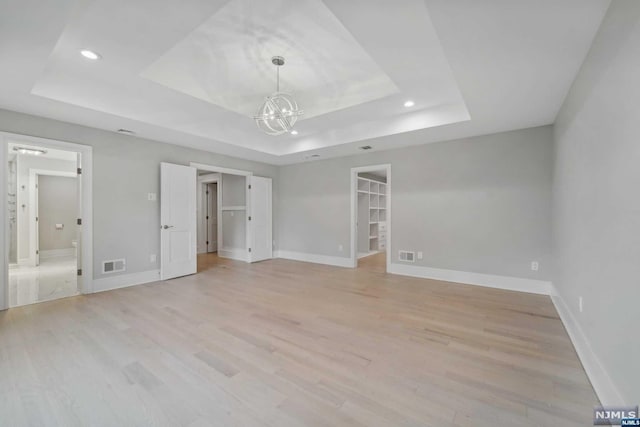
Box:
[221,206,246,211]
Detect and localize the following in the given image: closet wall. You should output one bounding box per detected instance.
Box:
[220,173,247,260]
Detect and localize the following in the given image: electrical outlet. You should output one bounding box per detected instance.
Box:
[417,251,423,260]
[338,244,343,252]
[579,296,583,313]
[148,193,157,201]
[531,261,539,271]
[150,254,156,263]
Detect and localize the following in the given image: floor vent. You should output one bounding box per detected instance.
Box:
[103,259,126,274]
[398,251,415,262]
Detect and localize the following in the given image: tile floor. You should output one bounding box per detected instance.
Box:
[8,255,78,307]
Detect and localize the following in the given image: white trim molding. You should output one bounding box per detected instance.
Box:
[276,250,352,268]
[189,162,252,177]
[388,263,552,295]
[92,269,161,293]
[550,288,624,406]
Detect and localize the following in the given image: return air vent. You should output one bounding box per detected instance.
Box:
[398,250,415,263]
[103,258,126,274]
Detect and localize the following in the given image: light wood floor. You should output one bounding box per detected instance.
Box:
[0,254,599,426]
[357,251,387,274]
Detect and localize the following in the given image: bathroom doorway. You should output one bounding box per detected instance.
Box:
[7,142,80,307]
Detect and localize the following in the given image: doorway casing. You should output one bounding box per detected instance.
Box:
[1,132,93,310]
[350,164,391,270]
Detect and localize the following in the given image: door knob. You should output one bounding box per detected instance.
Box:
[162,225,174,230]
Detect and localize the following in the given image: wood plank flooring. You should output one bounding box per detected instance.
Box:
[0,254,599,426]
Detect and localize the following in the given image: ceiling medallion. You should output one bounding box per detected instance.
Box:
[254,56,303,136]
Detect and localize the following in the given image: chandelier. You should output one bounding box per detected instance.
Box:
[254,56,303,135]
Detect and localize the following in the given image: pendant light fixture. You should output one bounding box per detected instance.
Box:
[254,56,303,136]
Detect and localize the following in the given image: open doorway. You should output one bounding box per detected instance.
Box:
[7,143,80,307]
[351,164,391,273]
[197,172,220,272]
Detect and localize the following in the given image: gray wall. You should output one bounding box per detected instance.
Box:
[38,175,77,251]
[552,0,640,404]
[278,126,553,281]
[0,108,277,280]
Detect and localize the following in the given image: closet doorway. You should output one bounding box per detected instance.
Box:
[197,174,218,255]
[350,164,391,273]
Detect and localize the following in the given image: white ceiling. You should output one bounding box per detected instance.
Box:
[0,0,610,165]
[142,0,401,120]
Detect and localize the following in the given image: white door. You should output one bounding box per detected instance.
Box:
[161,163,197,280]
[247,176,272,263]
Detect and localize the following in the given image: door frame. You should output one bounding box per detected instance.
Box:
[350,164,391,271]
[29,169,77,267]
[197,173,219,254]
[1,132,93,310]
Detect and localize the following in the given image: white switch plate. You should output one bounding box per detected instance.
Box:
[148,193,157,201]
[150,254,157,263]
[531,261,539,271]
[338,244,343,252]
[417,251,423,260]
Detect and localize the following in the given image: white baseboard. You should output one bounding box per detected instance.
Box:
[275,250,352,268]
[92,269,160,293]
[388,263,552,295]
[219,247,248,262]
[550,288,623,406]
[40,248,75,259]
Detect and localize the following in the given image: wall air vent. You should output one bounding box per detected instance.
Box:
[359,145,373,150]
[103,259,126,274]
[398,250,415,262]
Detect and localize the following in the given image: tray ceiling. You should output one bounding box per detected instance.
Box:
[29,0,469,158]
[0,0,611,164]
[141,0,400,120]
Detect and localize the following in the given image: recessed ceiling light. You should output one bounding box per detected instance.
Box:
[404,100,415,108]
[290,130,298,135]
[13,146,47,156]
[80,49,101,60]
